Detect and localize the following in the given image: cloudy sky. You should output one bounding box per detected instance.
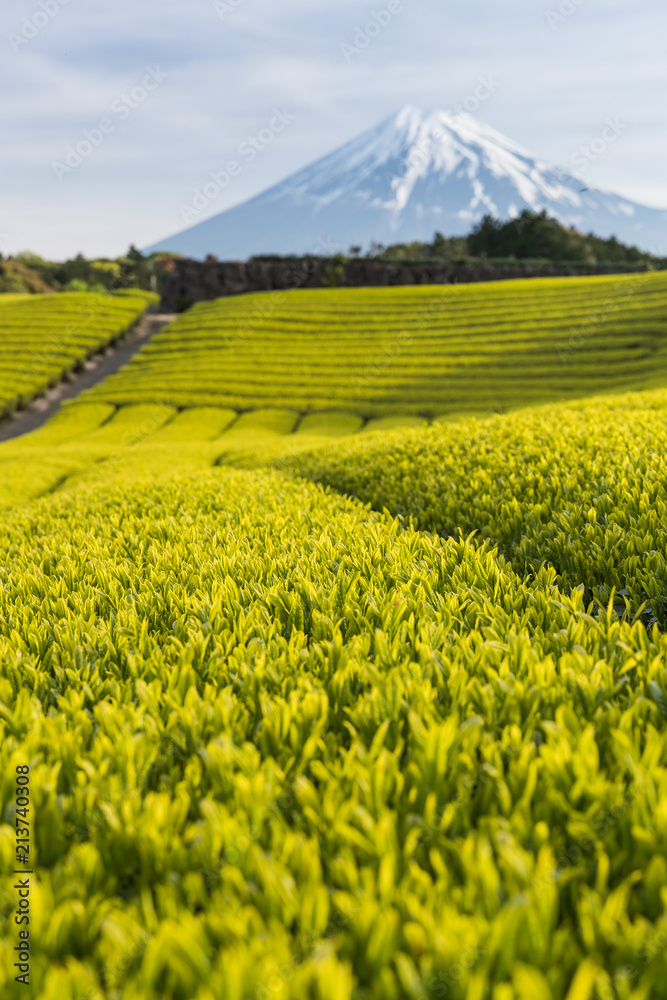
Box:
[1,0,665,259]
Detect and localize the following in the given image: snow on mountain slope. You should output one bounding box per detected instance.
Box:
[146,107,667,260]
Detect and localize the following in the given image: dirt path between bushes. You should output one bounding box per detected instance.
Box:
[0,312,176,444]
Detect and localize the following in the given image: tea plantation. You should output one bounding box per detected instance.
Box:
[1,277,667,1000]
[0,291,157,418]
[87,272,667,418]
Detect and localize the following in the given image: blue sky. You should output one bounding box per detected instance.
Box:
[1,0,665,259]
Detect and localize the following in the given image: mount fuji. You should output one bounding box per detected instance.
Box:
[146,107,667,260]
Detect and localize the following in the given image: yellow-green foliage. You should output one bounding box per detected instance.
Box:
[87,273,667,416]
[0,401,373,506]
[0,402,178,509]
[1,465,667,1000]
[0,291,157,417]
[280,388,667,626]
[1,299,667,997]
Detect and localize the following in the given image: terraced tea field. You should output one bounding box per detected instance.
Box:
[0,290,157,418]
[2,276,667,999]
[0,399,420,509]
[88,272,667,418]
[280,387,667,624]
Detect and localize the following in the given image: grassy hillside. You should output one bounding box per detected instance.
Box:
[2,275,667,998]
[0,380,666,996]
[278,388,667,624]
[87,273,667,417]
[0,401,374,509]
[0,291,157,418]
[0,259,53,295]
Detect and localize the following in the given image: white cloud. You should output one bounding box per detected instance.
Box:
[1,0,666,257]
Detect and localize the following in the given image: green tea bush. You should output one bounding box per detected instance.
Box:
[1,468,667,998]
[1,276,667,998]
[87,274,667,418]
[280,388,667,625]
[0,291,157,417]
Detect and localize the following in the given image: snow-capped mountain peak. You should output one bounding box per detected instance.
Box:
[146,106,667,259]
